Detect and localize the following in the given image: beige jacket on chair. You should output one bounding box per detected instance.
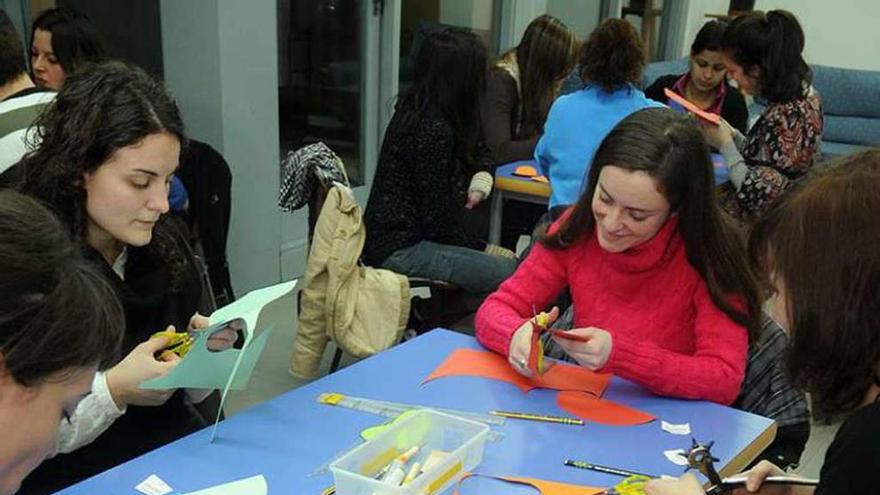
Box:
[290,185,410,379]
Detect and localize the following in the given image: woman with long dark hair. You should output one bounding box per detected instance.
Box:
[13,61,211,494]
[480,14,577,164]
[477,108,761,404]
[30,7,107,90]
[705,9,823,223]
[646,151,880,495]
[645,20,748,133]
[0,190,122,495]
[364,28,516,295]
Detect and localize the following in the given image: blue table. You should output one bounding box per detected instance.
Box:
[59,330,774,494]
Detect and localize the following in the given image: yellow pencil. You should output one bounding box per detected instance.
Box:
[489,410,584,425]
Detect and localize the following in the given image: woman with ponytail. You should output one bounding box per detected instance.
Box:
[704,9,823,223]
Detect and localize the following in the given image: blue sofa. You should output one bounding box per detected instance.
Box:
[642,58,880,156]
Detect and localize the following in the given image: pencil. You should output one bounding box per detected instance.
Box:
[564,459,655,478]
[489,410,584,425]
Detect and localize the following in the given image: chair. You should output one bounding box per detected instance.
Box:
[283,143,461,375]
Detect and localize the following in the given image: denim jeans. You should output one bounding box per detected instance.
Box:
[381,241,517,295]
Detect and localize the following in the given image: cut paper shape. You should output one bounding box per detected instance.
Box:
[360,409,420,440]
[661,420,691,435]
[557,391,655,426]
[664,88,721,125]
[423,349,611,396]
[142,280,296,442]
[455,473,604,495]
[135,474,173,495]
[663,449,689,466]
[513,165,538,177]
[183,475,267,495]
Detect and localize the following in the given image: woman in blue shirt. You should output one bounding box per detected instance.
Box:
[536,18,662,209]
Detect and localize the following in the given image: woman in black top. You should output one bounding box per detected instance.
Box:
[364,29,516,295]
[646,150,880,495]
[645,20,748,134]
[13,62,211,494]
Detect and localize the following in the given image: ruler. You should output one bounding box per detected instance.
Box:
[317,392,505,426]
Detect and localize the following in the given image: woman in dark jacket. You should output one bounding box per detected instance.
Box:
[645,20,748,134]
[13,62,211,494]
[364,29,516,295]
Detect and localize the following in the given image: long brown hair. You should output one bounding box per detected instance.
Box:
[542,108,761,336]
[511,14,577,136]
[749,150,880,416]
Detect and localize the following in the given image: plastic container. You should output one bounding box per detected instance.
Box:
[330,409,489,495]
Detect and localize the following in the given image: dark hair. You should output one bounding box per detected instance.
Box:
[691,20,727,55]
[30,7,107,77]
[542,108,761,336]
[396,28,487,153]
[513,14,577,135]
[0,9,27,86]
[721,9,811,102]
[749,150,880,416]
[15,61,192,287]
[579,19,644,92]
[0,190,122,386]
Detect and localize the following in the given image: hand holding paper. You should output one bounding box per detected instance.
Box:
[553,327,612,370]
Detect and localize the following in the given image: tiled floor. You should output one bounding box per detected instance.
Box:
[225,286,840,479]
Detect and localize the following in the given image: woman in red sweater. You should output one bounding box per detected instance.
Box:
[475,107,761,404]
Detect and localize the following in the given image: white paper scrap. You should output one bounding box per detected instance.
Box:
[136,474,174,495]
[661,420,692,435]
[664,449,690,466]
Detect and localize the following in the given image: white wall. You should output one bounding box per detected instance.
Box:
[546,0,602,41]
[756,0,880,71]
[439,0,494,30]
[680,0,880,71]
[162,0,283,294]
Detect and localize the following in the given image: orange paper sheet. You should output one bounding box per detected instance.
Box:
[664,87,721,125]
[455,473,604,495]
[513,165,539,177]
[423,349,611,396]
[557,391,655,426]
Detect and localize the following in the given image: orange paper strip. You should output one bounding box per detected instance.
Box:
[664,87,721,125]
[557,391,655,426]
[423,349,611,396]
[455,473,605,495]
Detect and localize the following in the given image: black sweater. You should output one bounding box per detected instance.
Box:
[644,74,749,134]
[363,110,492,266]
[20,218,205,495]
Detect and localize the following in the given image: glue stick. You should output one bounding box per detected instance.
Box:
[381,446,419,486]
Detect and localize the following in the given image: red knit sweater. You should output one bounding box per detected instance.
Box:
[475,216,747,405]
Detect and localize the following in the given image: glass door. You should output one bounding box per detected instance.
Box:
[277,0,384,280]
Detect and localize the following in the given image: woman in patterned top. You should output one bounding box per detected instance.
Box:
[703,10,823,223]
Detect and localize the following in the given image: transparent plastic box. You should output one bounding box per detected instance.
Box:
[330,409,489,495]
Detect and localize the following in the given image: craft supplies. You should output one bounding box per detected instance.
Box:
[490,410,584,426]
[564,459,656,479]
